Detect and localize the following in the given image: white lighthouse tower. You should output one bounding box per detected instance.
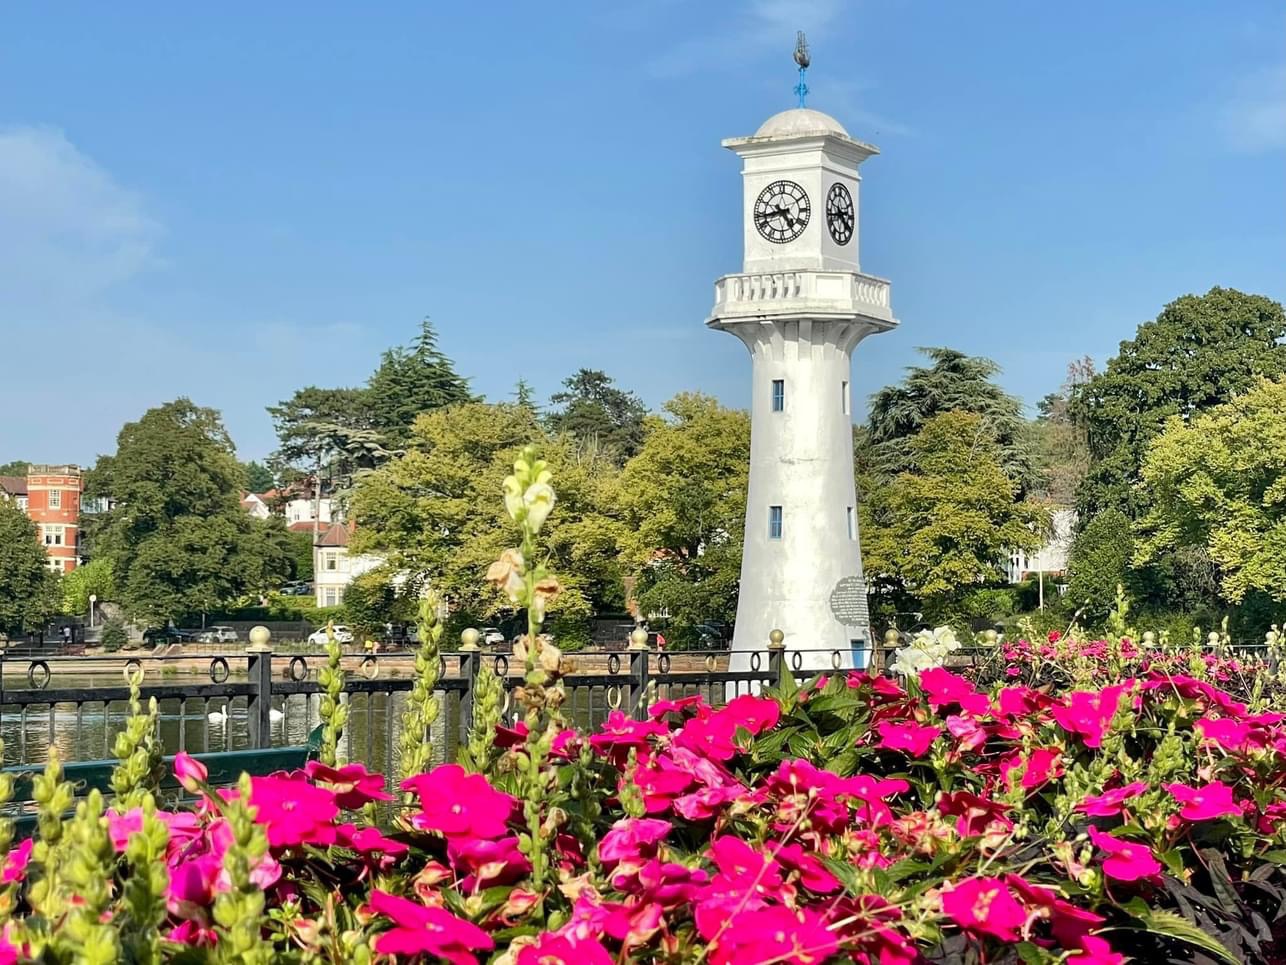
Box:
[710,46,898,670]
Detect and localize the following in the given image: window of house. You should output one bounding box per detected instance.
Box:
[324,551,338,571]
[842,381,849,415]
[42,525,64,546]
[324,588,338,607]
[48,489,61,509]
[771,380,784,412]
[16,497,27,510]
[847,506,856,540]
[769,505,783,540]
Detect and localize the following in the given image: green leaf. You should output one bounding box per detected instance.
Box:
[1118,905,1240,965]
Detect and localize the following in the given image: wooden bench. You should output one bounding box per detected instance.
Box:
[5,727,323,838]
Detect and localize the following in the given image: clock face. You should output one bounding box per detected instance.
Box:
[826,183,854,245]
[754,180,810,244]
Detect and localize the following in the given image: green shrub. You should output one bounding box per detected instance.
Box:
[101,618,127,652]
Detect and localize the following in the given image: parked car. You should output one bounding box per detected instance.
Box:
[278,582,313,597]
[479,627,506,647]
[198,626,239,644]
[142,627,198,645]
[307,625,354,645]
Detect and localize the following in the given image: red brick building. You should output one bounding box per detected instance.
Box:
[24,465,82,572]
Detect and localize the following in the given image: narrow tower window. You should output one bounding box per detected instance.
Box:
[771,379,785,412]
[769,506,783,540]
[48,489,61,509]
[841,381,849,415]
[847,506,856,540]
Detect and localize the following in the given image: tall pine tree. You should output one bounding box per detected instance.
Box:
[366,318,473,445]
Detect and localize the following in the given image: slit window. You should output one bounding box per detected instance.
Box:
[842,381,849,415]
[771,379,784,412]
[847,506,856,540]
[769,505,783,540]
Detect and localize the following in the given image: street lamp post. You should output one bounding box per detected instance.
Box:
[89,594,97,628]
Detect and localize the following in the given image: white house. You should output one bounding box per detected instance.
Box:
[284,495,332,527]
[313,520,383,608]
[239,493,271,519]
[1009,508,1077,585]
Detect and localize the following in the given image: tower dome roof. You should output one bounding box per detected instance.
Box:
[754,107,849,138]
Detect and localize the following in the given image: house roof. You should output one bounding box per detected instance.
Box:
[288,520,319,533]
[316,520,355,547]
[0,476,28,497]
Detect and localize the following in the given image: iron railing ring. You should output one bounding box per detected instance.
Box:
[750,652,761,672]
[607,653,621,675]
[209,657,230,684]
[791,650,803,671]
[657,653,671,674]
[494,654,509,677]
[606,684,623,709]
[438,655,447,679]
[27,661,50,690]
[288,656,309,682]
[705,655,717,672]
[831,650,842,670]
[501,689,511,714]
[123,659,144,685]
[360,656,379,679]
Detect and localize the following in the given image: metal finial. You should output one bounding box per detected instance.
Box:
[793,31,810,107]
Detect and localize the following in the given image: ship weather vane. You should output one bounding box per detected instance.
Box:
[793,31,810,107]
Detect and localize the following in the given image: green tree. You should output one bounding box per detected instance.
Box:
[267,385,374,475]
[867,347,1034,488]
[1065,509,1133,623]
[285,530,314,582]
[0,460,29,477]
[1134,378,1286,605]
[1029,357,1094,506]
[614,394,750,634]
[1073,287,1286,520]
[352,403,623,621]
[861,411,1048,619]
[0,498,59,635]
[89,400,291,624]
[545,369,648,465]
[365,318,473,446]
[61,558,116,616]
[241,460,275,493]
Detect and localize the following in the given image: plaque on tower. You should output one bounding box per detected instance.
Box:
[828,576,870,628]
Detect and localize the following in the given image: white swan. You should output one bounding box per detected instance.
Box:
[269,708,284,723]
[207,702,228,724]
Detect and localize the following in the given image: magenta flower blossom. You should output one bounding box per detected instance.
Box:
[247,773,339,848]
[675,783,747,821]
[1051,684,1129,748]
[772,841,841,893]
[447,835,531,890]
[1165,781,1241,821]
[1076,781,1149,817]
[401,764,516,839]
[588,710,669,763]
[695,836,787,939]
[368,889,494,963]
[877,720,942,757]
[1,840,32,885]
[303,760,394,809]
[647,694,709,719]
[629,755,696,814]
[918,668,991,715]
[945,714,987,752]
[709,905,837,965]
[1005,874,1103,947]
[515,932,614,965]
[598,817,672,865]
[676,696,780,761]
[335,823,409,867]
[1000,747,1063,790]
[173,751,208,794]
[941,876,1028,941]
[1087,826,1162,882]
[937,790,1012,840]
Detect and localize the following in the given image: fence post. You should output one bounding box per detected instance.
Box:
[458,628,480,737]
[767,628,786,689]
[246,625,273,748]
[628,628,650,720]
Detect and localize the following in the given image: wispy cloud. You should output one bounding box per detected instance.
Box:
[647,0,843,78]
[1220,62,1286,153]
[0,126,161,305]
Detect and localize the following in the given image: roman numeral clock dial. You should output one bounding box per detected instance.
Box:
[754,180,810,243]
[826,182,854,245]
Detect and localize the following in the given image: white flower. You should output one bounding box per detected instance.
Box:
[523,482,556,534]
[890,625,960,677]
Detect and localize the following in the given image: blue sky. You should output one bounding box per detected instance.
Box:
[2,1,1283,465]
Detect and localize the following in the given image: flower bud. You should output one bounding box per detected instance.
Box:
[174,751,208,794]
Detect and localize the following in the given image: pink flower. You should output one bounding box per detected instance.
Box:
[918,668,991,715]
[401,764,515,839]
[1001,747,1063,790]
[1,840,32,884]
[1077,782,1149,817]
[1005,874,1103,947]
[630,755,695,814]
[937,790,1012,840]
[599,817,671,865]
[675,783,747,821]
[877,720,941,757]
[167,919,217,947]
[303,760,393,809]
[941,876,1027,941]
[1071,935,1125,965]
[1051,684,1129,748]
[695,836,787,939]
[516,933,614,965]
[945,714,987,753]
[173,751,208,794]
[335,823,409,866]
[1165,781,1241,821]
[1087,826,1162,882]
[447,835,531,889]
[247,773,339,848]
[709,905,837,965]
[773,841,841,893]
[647,694,708,719]
[676,696,780,761]
[588,711,669,764]
[368,889,494,964]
